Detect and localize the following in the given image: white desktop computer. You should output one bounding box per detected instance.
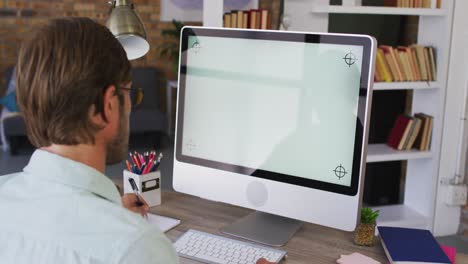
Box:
[173,27,376,247]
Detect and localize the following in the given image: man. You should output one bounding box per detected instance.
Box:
[0,17,273,264]
[0,17,178,264]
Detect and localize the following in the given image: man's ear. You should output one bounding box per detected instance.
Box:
[89,85,118,127]
[102,84,118,123]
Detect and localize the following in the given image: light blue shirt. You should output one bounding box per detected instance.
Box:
[0,150,179,264]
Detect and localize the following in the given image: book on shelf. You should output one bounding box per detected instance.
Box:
[252,9,261,29]
[423,47,433,81]
[422,0,432,8]
[387,115,413,149]
[426,47,437,81]
[403,116,422,150]
[378,226,451,264]
[374,45,436,83]
[412,45,428,81]
[428,47,437,80]
[223,13,232,28]
[387,113,433,151]
[397,117,414,150]
[230,11,238,29]
[376,49,394,82]
[413,113,433,151]
[260,9,270,30]
[409,47,422,80]
[223,9,271,30]
[380,45,404,82]
[385,0,435,8]
[397,47,413,81]
[242,11,249,29]
[249,9,258,29]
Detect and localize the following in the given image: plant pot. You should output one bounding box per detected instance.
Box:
[354,223,376,246]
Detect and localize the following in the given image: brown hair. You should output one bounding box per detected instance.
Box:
[16,17,131,147]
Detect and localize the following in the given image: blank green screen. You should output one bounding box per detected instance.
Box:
[181,36,363,187]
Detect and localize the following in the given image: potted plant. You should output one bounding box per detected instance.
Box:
[159,19,185,75]
[354,207,379,246]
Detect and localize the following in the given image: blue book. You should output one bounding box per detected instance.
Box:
[378,226,451,264]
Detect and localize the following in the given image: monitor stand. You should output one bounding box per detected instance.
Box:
[220,211,302,247]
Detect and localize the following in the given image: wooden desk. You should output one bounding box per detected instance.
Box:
[150,191,400,264]
[113,178,468,264]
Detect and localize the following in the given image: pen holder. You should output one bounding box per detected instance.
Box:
[123,170,161,207]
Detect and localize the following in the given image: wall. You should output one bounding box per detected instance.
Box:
[0,0,173,102]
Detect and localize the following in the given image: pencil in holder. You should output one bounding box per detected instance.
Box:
[123,169,161,207]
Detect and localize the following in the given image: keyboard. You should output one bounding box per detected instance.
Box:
[174,229,287,264]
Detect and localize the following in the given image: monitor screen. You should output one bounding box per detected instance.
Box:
[176,28,372,196]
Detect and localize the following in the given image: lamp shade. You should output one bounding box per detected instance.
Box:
[107,0,150,60]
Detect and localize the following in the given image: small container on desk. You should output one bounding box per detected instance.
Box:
[123,170,161,207]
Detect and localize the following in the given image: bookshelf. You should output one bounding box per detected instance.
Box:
[283,0,456,235]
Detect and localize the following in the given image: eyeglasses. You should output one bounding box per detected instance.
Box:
[119,86,144,109]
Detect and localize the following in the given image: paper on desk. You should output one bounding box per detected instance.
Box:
[146,213,180,233]
[337,252,381,264]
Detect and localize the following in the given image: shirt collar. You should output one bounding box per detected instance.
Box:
[23,149,121,205]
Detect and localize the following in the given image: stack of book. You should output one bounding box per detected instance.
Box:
[387,113,433,151]
[223,9,271,29]
[375,45,436,82]
[384,0,441,8]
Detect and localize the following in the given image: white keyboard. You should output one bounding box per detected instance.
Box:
[174,229,287,264]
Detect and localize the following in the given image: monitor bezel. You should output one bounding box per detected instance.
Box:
[175,27,373,196]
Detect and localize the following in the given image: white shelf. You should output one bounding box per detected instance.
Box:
[373,81,438,91]
[310,6,446,16]
[372,204,430,232]
[366,144,432,163]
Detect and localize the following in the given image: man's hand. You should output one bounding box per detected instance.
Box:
[256,258,275,264]
[121,193,150,217]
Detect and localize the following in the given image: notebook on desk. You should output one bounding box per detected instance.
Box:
[146,213,180,233]
[378,226,451,264]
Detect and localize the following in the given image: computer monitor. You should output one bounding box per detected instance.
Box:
[173,27,376,246]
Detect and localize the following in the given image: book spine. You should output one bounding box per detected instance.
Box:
[237,10,244,29]
[398,118,414,150]
[242,11,249,29]
[377,49,394,82]
[230,11,238,29]
[223,13,231,28]
[423,47,433,81]
[409,48,422,81]
[428,47,437,81]
[260,10,269,30]
[414,45,428,81]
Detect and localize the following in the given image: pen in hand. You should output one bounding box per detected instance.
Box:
[128,178,148,219]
